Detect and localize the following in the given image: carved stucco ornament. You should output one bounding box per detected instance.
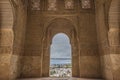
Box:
[65,0,74,9]
[48,0,57,11]
[31,0,41,10]
[81,0,91,9]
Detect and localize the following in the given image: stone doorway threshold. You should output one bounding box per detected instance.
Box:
[18,77,103,80]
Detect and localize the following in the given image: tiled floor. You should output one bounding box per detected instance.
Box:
[18,78,103,80]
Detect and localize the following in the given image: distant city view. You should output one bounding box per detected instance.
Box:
[50,58,72,77]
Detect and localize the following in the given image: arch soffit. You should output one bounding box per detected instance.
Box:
[44,18,77,31]
[42,18,79,45]
[43,18,77,38]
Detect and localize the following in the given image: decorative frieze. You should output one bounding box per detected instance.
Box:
[81,0,91,9]
[29,0,94,11]
[65,0,74,9]
[48,0,57,11]
[31,0,41,10]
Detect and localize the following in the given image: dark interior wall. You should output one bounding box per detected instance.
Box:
[78,12,101,78]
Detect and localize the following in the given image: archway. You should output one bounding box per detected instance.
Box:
[41,18,80,77]
[50,33,72,77]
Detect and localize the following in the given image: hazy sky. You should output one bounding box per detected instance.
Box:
[50,33,71,58]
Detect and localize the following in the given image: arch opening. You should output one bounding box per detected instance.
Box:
[50,33,72,77]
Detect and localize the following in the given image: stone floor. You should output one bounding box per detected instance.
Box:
[18,78,103,80]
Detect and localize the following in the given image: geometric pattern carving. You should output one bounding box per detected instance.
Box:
[81,0,91,9]
[31,0,41,10]
[65,0,74,9]
[48,0,57,11]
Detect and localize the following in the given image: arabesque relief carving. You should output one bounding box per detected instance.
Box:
[65,0,74,9]
[48,0,57,11]
[31,0,41,10]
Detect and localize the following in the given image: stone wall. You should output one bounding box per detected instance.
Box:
[95,0,113,79]
[108,0,120,80]
[1,0,120,80]
[21,0,102,78]
[0,29,13,80]
[0,0,14,80]
[0,0,27,80]
[95,0,120,80]
[11,0,27,79]
[78,13,101,78]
